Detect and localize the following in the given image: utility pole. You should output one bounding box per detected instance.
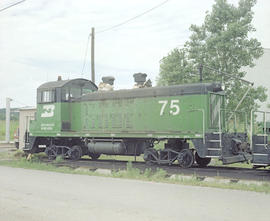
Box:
[91,27,95,83]
[5,98,12,143]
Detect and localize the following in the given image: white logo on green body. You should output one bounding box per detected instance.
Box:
[41,105,55,118]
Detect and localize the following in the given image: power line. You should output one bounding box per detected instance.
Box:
[96,0,170,34]
[0,0,26,13]
[11,98,31,107]
[81,0,170,75]
[81,33,91,75]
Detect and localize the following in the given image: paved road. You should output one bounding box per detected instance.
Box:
[0,166,269,221]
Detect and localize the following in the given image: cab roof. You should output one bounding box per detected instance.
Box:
[37,78,98,91]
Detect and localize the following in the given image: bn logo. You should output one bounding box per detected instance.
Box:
[41,105,55,118]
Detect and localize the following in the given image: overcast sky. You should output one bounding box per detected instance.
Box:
[0,0,269,108]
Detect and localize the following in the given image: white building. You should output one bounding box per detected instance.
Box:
[18,107,36,149]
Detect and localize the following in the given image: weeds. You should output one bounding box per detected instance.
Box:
[29,152,47,162]
[152,168,167,180]
[143,168,152,178]
[55,155,64,163]
[125,161,141,178]
[13,150,26,158]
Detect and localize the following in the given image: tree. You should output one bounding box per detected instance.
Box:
[158,0,267,115]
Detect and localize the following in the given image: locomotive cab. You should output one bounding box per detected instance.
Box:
[24,78,97,153]
[35,78,98,132]
[37,78,98,103]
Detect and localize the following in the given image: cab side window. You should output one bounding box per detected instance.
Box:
[37,90,55,103]
[43,91,51,102]
[60,85,95,102]
[70,87,81,98]
[61,87,70,101]
[82,87,94,96]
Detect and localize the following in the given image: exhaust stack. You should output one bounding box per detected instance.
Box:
[133,73,152,88]
[98,76,115,91]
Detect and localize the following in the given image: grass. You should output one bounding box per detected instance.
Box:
[210,158,253,169]
[0,120,19,141]
[0,150,270,194]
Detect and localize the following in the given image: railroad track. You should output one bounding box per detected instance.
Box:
[44,158,270,182]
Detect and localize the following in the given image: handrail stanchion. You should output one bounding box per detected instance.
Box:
[218,109,222,148]
[264,112,267,148]
[250,110,253,151]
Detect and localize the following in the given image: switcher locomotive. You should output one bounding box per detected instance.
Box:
[24,73,270,168]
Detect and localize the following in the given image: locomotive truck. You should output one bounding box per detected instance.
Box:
[23,73,270,168]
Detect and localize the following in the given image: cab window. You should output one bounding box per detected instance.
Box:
[37,90,55,103]
[82,87,93,96]
[61,83,95,102]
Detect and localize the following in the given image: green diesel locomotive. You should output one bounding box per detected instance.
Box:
[24,74,264,168]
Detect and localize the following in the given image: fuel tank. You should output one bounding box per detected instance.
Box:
[87,141,126,155]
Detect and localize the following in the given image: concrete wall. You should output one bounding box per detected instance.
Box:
[19,108,36,149]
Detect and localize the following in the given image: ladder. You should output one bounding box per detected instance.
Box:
[206,109,222,158]
[206,132,222,157]
[250,110,270,166]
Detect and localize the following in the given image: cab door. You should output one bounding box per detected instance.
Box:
[60,87,71,131]
[209,93,224,130]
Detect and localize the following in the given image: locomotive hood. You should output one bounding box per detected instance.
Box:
[80,82,223,101]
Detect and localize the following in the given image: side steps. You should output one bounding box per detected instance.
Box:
[205,132,222,158]
[252,135,270,166]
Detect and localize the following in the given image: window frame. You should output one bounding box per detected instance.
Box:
[37,89,56,104]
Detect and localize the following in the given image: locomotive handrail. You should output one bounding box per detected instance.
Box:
[203,65,254,86]
[220,109,247,133]
[250,110,270,151]
[250,109,253,150]
[203,65,254,123]
[228,86,252,121]
[218,109,222,148]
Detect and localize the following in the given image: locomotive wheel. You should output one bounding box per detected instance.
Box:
[195,152,211,167]
[143,148,158,164]
[45,145,57,160]
[177,149,194,168]
[89,153,101,160]
[69,145,82,160]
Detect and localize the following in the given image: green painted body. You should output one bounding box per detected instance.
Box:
[30,92,225,139]
[25,78,263,166]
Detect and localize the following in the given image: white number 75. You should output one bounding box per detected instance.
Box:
[158,100,180,116]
